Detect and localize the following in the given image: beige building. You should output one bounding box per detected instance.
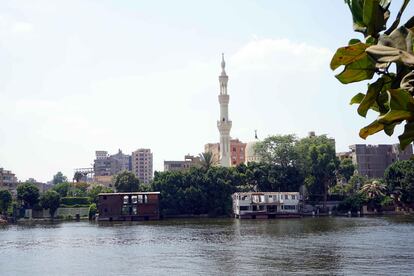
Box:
[132,148,153,184]
[164,155,201,172]
[0,167,18,196]
[205,138,246,166]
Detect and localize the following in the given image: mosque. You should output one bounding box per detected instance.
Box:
[211,54,260,166]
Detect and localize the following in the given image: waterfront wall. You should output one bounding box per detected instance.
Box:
[32,207,89,218]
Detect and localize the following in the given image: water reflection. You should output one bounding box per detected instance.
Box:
[0,216,413,275]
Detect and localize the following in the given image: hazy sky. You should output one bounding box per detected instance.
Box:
[0,1,412,182]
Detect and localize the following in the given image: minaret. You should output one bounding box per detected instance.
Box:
[217,53,232,167]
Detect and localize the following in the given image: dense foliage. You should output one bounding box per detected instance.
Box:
[88,185,114,204]
[60,197,91,206]
[384,160,414,203]
[331,0,414,150]
[114,171,140,192]
[40,190,61,218]
[52,182,71,197]
[0,190,12,215]
[17,183,40,208]
[53,171,68,185]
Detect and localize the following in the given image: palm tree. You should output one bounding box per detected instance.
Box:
[360,180,387,210]
[360,180,386,200]
[199,152,215,171]
[73,172,84,183]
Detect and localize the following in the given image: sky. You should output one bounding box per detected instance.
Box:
[0,0,412,182]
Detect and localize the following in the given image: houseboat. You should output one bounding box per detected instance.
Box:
[98,192,160,221]
[232,192,301,219]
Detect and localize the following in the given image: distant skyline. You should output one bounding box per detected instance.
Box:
[0,1,412,182]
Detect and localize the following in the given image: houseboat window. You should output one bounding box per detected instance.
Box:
[239,206,249,211]
[132,196,138,204]
[138,195,143,203]
[104,208,108,213]
[259,195,265,202]
[122,205,129,215]
[252,205,258,211]
[241,196,248,200]
[103,196,107,200]
[283,205,296,210]
[123,196,129,204]
[132,206,137,215]
[258,205,265,211]
[285,195,288,200]
[291,195,296,200]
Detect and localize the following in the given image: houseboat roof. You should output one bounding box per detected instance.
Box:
[233,192,299,195]
[98,192,161,196]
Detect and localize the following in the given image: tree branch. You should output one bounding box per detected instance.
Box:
[385,0,411,35]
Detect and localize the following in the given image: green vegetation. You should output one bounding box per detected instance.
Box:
[331,0,414,149]
[296,135,339,208]
[53,171,68,185]
[52,182,71,197]
[199,151,215,170]
[17,183,40,208]
[88,185,114,204]
[338,159,356,182]
[384,160,414,203]
[89,203,97,220]
[40,190,61,219]
[60,197,91,207]
[114,171,140,192]
[0,190,12,215]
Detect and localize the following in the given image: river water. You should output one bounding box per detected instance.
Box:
[1,216,413,275]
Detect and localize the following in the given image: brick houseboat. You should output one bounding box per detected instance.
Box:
[98,192,160,221]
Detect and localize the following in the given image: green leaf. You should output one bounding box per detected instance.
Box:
[350,93,365,104]
[335,54,376,84]
[398,121,414,149]
[330,43,369,70]
[377,89,414,124]
[384,122,400,136]
[357,77,384,117]
[363,0,387,37]
[349,38,361,45]
[359,120,384,139]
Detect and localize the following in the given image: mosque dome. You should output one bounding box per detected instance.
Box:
[245,140,260,163]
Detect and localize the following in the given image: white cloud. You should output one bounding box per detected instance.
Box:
[11,21,33,33]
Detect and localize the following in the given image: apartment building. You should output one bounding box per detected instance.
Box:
[164,155,201,172]
[204,138,246,166]
[132,149,153,184]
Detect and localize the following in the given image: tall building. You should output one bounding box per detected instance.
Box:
[217,54,232,167]
[164,155,201,172]
[132,148,153,184]
[204,139,246,166]
[346,144,413,178]
[93,149,131,177]
[0,167,18,195]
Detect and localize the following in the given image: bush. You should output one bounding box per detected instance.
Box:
[60,197,90,206]
[337,193,367,213]
[89,203,97,220]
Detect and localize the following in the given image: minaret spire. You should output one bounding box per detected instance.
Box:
[217,53,232,167]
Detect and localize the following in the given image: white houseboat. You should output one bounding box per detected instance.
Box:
[232,192,301,219]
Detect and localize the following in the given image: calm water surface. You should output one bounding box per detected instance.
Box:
[1,216,414,275]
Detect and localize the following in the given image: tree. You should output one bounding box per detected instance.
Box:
[199,151,215,171]
[17,183,40,208]
[254,134,299,167]
[338,158,356,182]
[360,180,387,209]
[384,160,414,203]
[331,0,414,150]
[53,172,68,185]
[114,171,140,192]
[73,172,84,183]
[88,185,114,204]
[0,190,12,215]
[40,190,61,219]
[296,135,339,208]
[52,182,71,197]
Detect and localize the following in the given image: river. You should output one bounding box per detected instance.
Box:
[1,216,413,275]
